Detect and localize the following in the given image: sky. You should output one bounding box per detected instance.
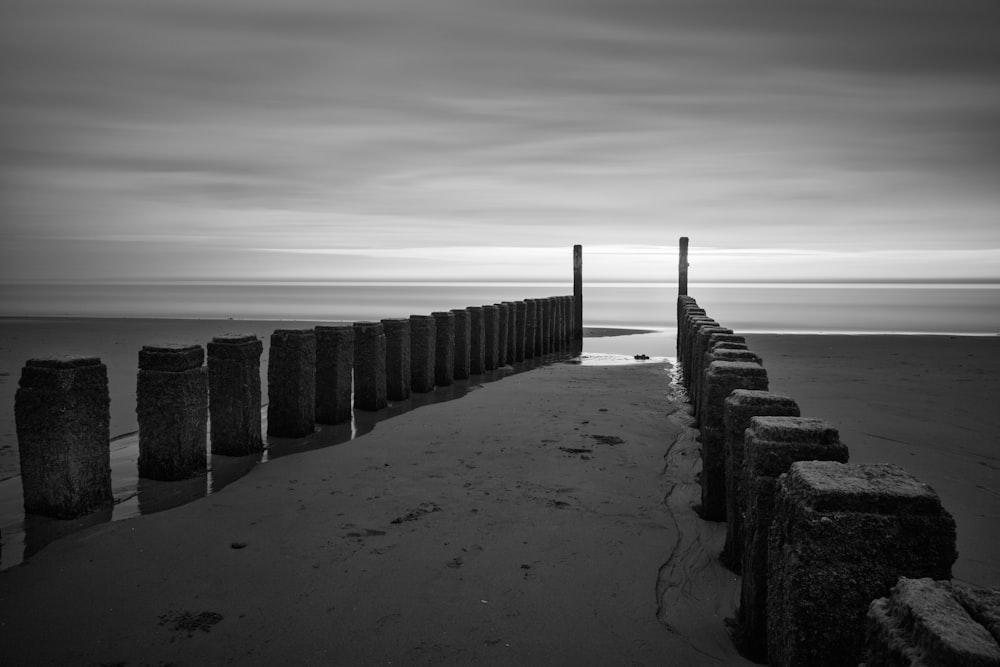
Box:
[2,0,999,285]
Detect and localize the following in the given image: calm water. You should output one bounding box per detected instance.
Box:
[2,281,998,334]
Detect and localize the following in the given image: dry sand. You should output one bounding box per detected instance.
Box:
[746,334,1000,589]
[0,359,752,666]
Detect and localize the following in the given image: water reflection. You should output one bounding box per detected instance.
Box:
[0,348,578,570]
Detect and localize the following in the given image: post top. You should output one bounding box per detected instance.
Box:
[784,461,944,515]
[26,355,103,369]
[139,344,205,371]
[210,334,259,345]
[431,311,455,318]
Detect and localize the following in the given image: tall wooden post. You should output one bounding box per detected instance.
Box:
[573,245,583,341]
[679,237,689,296]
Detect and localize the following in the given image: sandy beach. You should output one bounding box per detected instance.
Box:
[0,356,755,665]
[0,320,996,664]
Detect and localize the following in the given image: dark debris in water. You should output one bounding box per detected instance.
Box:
[158,610,224,638]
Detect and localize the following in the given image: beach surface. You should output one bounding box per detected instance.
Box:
[746,334,1000,588]
[0,358,754,665]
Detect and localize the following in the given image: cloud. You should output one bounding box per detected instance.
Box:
[1,0,999,286]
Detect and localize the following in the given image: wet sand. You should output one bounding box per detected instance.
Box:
[0,359,752,665]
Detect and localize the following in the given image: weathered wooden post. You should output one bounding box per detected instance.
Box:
[699,360,768,520]
[768,461,957,667]
[736,416,848,661]
[381,318,412,401]
[524,300,538,358]
[267,329,316,438]
[483,305,499,371]
[679,236,689,296]
[353,321,387,411]
[720,389,800,572]
[502,301,517,365]
[451,308,471,379]
[137,344,208,480]
[432,311,455,387]
[514,300,527,362]
[208,334,263,455]
[468,306,486,375]
[16,356,113,518]
[315,325,354,425]
[410,314,436,393]
[496,303,509,367]
[573,245,583,342]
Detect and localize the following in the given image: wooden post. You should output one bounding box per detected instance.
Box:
[679,237,689,296]
[573,245,583,341]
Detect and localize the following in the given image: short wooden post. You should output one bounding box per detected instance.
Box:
[483,305,499,371]
[16,356,113,518]
[381,318,412,401]
[266,329,316,438]
[353,321,387,411]
[451,308,471,380]
[207,335,263,455]
[315,325,354,425]
[432,311,455,387]
[468,306,486,374]
[137,344,208,480]
[409,314,436,393]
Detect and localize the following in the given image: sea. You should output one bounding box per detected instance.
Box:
[2,281,998,334]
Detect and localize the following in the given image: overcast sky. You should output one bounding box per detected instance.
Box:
[2,0,999,283]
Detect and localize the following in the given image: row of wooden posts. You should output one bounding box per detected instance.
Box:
[676,237,997,666]
[16,279,583,521]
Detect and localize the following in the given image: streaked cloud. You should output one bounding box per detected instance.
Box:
[1,0,998,286]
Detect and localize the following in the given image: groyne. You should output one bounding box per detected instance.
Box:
[676,235,999,666]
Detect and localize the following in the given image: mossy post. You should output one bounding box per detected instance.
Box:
[864,578,1000,665]
[381,318,412,401]
[736,416,848,661]
[432,311,455,387]
[692,325,735,416]
[410,314,436,393]
[451,308,471,380]
[720,390,800,572]
[573,245,583,342]
[502,301,517,365]
[315,325,354,425]
[698,360,769,521]
[15,356,113,518]
[496,303,509,367]
[266,329,316,438]
[524,300,537,358]
[137,344,208,480]
[514,301,527,362]
[767,461,957,667]
[353,321,387,411]
[539,298,551,355]
[207,334,263,455]
[483,305,499,371]
[468,306,485,375]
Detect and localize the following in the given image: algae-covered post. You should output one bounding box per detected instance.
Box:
[315,325,354,425]
[207,334,263,455]
[496,303,509,367]
[514,301,527,362]
[137,344,208,481]
[432,311,455,387]
[410,314,436,393]
[502,301,517,365]
[767,461,957,667]
[15,356,113,518]
[451,308,471,380]
[679,236,689,296]
[737,416,847,661]
[721,390,800,573]
[483,305,499,371]
[382,318,412,401]
[353,321,387,411]
[267,329,316,438]
[468,306,486,375]
[574,245,583,342]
